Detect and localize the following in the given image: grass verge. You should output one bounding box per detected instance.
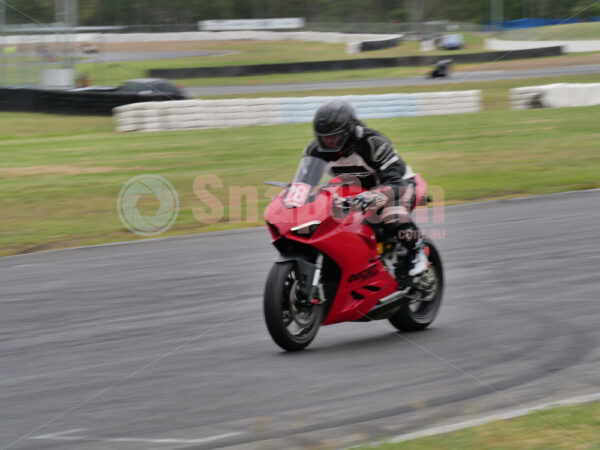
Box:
[75,40,428,86]
[69,34,558,87]
[172,52,600,88]
[1,105,599,257]
[199,73,600,110]
[359,400,600,449]
[75,49,599,89]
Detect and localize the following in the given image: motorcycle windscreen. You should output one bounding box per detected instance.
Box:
[283,156,328,207]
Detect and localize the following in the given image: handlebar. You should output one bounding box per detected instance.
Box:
[341,197,351,215]
[340,194,374,214]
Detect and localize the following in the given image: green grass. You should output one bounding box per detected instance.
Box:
[174,66,426,87]
[360,400,600,449]
[4,34,584,88]
[171,50,600,88]
[1,105,599,256]
[76,40,408,85]
[501,21,600,40]
[3,35,595,88]
[72,38,493,86]
[0,60,52,86]
[172,50,600,89]
[0,113,114,139]
[199,73,600,111]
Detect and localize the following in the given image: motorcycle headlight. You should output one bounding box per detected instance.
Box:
[291,220,321,238]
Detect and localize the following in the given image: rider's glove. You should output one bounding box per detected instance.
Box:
[349,191,387,212]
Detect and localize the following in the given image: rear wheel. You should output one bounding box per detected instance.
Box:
[264,262,323,351]
[389,240,444,332]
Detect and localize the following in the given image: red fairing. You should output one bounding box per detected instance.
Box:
[264,190,333,239]
[263,168,443,351]
[413,174,428,209]
[264,184,397,325]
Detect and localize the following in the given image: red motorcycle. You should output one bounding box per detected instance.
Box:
[263,156,444,351]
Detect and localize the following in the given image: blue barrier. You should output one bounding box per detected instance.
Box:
[502,17,600,29]
[277,94,419,124]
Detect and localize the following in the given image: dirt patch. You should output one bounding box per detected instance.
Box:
[519,119,560,124]
[0,165,115,177]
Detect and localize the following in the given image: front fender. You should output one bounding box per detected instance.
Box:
[273,254,316,300]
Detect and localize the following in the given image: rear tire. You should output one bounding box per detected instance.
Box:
[264,262,323,351]
[389,240,444,332]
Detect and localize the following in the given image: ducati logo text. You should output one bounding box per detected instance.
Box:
[348,264,378,283]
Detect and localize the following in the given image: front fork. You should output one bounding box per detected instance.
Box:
[308,253,325,305]
[275,252,326,306]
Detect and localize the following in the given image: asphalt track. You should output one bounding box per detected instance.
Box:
[1,189,600,450]
[185,63,600,97]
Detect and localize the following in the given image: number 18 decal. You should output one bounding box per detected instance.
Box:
[284,182,310,207]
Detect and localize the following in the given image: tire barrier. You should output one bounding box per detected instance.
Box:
[199,18,306,31]
[2,31,402,46]
[113,91,482,132]
[0,88,183,116]
[346,36,402,54]
[149,47,562,79]
[486,37,600,53]
[510,83,600,109]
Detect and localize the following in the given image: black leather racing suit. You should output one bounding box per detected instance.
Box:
[303,126,419,235]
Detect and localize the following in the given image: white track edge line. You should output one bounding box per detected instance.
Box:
[383,391,600,445]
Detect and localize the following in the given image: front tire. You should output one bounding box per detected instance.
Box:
[389,240,444,332]
[264,262,323,351]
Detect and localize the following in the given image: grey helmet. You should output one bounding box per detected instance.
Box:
[313,100,359,154]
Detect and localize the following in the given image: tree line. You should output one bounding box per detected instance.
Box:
[4,0,600,27]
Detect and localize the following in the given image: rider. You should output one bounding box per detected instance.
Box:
[303,99,428,277]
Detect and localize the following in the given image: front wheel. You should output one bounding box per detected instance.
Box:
[389,240,444,332]
[263,262,324,351]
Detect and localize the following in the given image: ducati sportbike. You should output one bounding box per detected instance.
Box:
[263,156,444,351]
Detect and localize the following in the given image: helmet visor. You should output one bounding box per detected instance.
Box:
[316,131,348,153]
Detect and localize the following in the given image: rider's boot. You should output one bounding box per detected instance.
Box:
[383,222,428,278]
[407,237,428,277]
